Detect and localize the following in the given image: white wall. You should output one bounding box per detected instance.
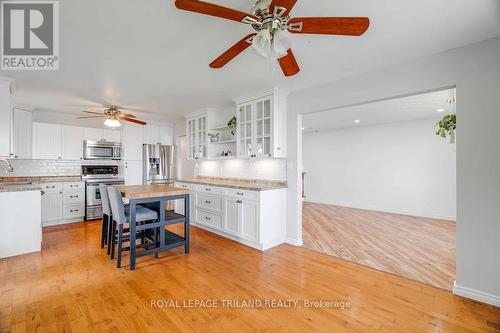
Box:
[196,158,287,181]
[286,37,500,306]
[303,118,456,220]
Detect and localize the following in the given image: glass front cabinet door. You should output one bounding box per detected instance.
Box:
[236,92,286,158]
[187,114,207,160]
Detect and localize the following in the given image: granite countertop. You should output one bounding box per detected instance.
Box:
[176,177,287,191]
[0,176,82,193]
[0,176,83,184]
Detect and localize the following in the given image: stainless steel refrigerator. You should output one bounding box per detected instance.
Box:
[143,144,174,185]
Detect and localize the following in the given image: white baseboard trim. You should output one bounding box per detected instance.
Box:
[453,281,500,307]
[285,237,303,246]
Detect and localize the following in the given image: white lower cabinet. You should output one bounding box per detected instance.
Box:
[41,192,63,223]
[240,200,258,242]
[175,182,286,250]
[41,181,85,227]
[224,197,240,236]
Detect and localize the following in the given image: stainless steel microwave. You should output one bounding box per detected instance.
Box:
[83,140,122,160]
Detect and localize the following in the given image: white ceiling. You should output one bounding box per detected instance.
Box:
[302,88,455,133]
[2,0,499,121]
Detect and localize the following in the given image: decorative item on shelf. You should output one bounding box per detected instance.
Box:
[435,114,456,144]
[220,150,233,157]
[228,116,237,136]
[208,133,220,143]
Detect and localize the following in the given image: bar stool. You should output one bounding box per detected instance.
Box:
[107,186,159,268]
[99,184,111,252]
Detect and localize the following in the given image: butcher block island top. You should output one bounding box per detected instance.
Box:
[115,184,191,199]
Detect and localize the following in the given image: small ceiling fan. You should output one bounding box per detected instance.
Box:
[175,0,370,77]
[77,106,147,128]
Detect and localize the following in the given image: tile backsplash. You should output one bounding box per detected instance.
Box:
[196,158,287,181]
[0,159,122,177]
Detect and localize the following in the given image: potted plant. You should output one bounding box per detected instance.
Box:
[435,114,456,144]
[228,116,237,136]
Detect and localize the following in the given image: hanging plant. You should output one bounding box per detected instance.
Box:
[435,114,456,144]
[227,116,237,136]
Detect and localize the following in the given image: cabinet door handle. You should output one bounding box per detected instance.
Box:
[236,192,243,196]
[205,200,211,204]
[236,200,242,204]
[70,209,79,213]
[205,216,211,221]
[205,188,211,191]
[70,195,78,198]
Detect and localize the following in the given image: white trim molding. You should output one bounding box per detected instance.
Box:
[285,237,303,247]
[453,281,500,307]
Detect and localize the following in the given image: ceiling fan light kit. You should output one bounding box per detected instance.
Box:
[104,118,122,128]
[175,0,370,77]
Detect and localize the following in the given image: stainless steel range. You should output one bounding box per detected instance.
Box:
[83,165,124,220]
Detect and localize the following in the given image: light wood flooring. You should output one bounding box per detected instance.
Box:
[303,202,456,290]
[1,220,498,333]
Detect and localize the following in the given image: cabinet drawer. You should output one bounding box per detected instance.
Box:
[195,193,223,212]
[63,204,85,219]
[63,182,84,191]
[195,209,222,230]
[225,188,259,201]
[39,183,63,193]
[175,182,195,190]
[196,185,225,195]
[63,191,85,204]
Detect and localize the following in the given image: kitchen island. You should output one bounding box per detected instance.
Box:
[114,184,191,270]
[0,184,42,258]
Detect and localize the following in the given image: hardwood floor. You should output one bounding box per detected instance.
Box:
[1,221,499,333]
[302,202,456,290]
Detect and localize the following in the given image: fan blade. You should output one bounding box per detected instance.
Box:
[269,0,297,17]
[210,34,256,69]
[117,113,136,118]
[83,110,104,115]
[288,17,370,36]
[278,49,300,77]
[123,117,146,125]
[175,0,256,23]
[77,116,105,119]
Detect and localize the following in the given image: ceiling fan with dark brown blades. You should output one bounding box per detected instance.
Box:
[77,106,147,128]
[175,0,370,77]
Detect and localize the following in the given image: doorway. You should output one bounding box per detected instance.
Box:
[300,89,457,290]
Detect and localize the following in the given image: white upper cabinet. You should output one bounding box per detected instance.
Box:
[83,127,102,142]
[186,113,207,160]
[83,127,121,142]
[122,122,145,161]
[145,124,173,145]
[0,79,13,157]
[102,129,121,142]
[32,123,62,160]
[235,89,287,158]
[12,108,33,159]
[61,125,83,160]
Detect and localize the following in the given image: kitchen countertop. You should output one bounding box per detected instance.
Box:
[116,184,191,199]
[176,177,287,191]
[0,184,43,193]
[0,176,82,184]
[0,176,83,193]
